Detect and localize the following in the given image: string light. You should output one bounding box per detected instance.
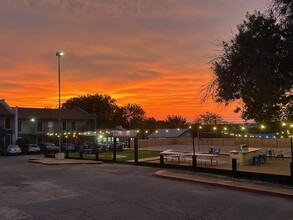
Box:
[43,122,293,139]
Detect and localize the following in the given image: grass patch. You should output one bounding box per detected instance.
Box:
[68,149,160,161]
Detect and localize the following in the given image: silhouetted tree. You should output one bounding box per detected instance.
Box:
[165,115,187,128]
[122,103,146,128]
[62,93,118,129]
[207,4,293,122]
[194,112,223,125]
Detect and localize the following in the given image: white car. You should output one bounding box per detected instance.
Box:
[2,145,22,156]
[28,144,41,154]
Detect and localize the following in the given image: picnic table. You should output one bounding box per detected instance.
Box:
[160,150,219,166]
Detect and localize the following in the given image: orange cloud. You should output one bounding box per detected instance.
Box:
[0,0,266,123]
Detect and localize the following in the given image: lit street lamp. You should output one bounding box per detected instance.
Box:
[56,51,64,153]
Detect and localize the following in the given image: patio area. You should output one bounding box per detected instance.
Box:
[139,145,292,176]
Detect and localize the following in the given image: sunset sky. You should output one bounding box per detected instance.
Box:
[0,0,268,122]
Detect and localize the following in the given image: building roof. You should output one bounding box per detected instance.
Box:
[16,107,93,120]
[0,99,14,116]
[148,128,190,138]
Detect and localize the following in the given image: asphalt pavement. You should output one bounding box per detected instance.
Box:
[30,157,293,199]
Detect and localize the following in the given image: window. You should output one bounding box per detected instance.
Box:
[18,121,22,132]
[48,121,53,132]
[63,122,67,131]
[72,122,76,131]
[5,118,11,129]
[48,121,53,128]
[37,122,43,132]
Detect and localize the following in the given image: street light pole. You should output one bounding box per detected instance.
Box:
[197,126,202,151]
[282,122,293,185]
[56,51,64,153]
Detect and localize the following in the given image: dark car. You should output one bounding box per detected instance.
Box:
[107,142,124,152]
[39,142,59,153]
[62,143,76,152]
[97,144,109,152]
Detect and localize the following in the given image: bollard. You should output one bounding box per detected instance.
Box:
[95,152,99,161]
[79,152,83,159]
[65,150,69,159]
[160,155,164,166]
[192,155,197,172]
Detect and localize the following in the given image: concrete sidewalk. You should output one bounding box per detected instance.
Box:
[155,169,293,199]
[28,157,103,165]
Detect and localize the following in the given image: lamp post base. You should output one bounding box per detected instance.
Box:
[55,152,65,160]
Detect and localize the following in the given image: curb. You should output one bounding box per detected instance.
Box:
[154,170,293,199]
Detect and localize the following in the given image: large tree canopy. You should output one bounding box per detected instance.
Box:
[208,1,293,122]
[62,93,118,128]
[62,93,147,129]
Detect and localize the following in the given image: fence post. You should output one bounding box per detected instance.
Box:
[79,145,83,159]
[290,136,293,185]
[134,137,138,166]
[232,158,238,177]
[160,154,164,166]
[44,148,47,158]
[192,155,197,172]
[113,137,117,162]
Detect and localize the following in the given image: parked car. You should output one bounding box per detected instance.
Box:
[27,144,41,154]
[1,145,22,156]
[62,143,76,152]
[39,142,59,153]
[97,144,109,152]
[107,142,125,151]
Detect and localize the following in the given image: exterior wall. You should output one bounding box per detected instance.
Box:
[19,119,89,135]
[0,115,14,146]
[1,101,93,146]
[18,118,91,144]
[138,137,292,149]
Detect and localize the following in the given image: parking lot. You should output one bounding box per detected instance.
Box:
[1,155,293,220]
